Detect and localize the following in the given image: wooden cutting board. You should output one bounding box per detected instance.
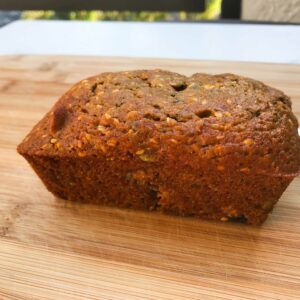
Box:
[0,55,299,300]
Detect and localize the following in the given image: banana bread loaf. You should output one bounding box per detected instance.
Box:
[17,70,300,224]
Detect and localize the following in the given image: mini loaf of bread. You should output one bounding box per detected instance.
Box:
[17,70,300,224]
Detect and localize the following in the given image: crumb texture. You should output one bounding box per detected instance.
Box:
[18,70,300,224]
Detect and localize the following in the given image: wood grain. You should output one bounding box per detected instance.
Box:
[0,55,299,300]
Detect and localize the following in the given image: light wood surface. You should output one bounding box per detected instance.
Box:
[0,55,300,300]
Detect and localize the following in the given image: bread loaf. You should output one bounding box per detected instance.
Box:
[17,70,300,224]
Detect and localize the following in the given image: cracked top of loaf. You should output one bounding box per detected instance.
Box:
[18,69,300,176]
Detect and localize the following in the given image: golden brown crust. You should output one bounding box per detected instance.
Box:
[17,69,300,224]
